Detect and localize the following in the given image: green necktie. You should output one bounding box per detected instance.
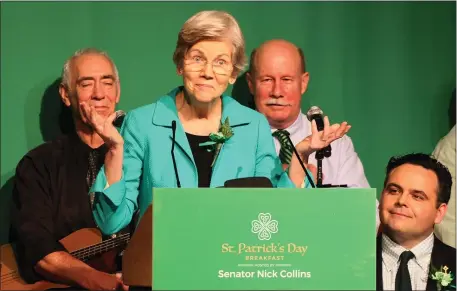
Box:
[272,130,293,165]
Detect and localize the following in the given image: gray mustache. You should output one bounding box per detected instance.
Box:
[265,99,292,106]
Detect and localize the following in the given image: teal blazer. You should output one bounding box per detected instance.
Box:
[91,87,312,234]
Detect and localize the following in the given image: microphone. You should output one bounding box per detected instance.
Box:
[171,121,181,188]
[306,106,347,188]
[112,110,126,128]
[306,106,324,129]
[306,106,331,159]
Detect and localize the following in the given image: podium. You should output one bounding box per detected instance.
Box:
[123,187,377,290]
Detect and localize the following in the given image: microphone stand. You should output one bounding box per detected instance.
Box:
[171,121,181,188]
[306,107,347,188]
[315,149,325,187]
[315,145,347,188]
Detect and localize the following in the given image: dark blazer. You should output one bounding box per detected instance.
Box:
[377,234,456,291]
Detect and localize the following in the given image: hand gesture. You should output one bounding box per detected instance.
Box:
[296,116,351,156]
[80,102,124,148]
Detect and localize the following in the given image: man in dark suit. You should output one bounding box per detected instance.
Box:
[377,153,455,291]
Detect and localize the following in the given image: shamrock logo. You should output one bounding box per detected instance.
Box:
[251,213,278,240]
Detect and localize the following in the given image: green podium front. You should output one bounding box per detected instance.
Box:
[151,187,376,290]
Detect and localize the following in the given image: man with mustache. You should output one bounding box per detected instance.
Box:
[246,39,378,227]
[10,48,129,290]
[246,39,369,188]
[377,153,455,291]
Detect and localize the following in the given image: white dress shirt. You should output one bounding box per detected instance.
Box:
[270,112,380,229]
[381,233,434,291]
[433,125,456,248]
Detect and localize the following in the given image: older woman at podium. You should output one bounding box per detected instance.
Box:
[81,10,350,235]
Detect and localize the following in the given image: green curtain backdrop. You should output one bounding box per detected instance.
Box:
[1,1,455,243]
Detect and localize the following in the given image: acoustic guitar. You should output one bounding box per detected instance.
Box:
[0,228,130,290]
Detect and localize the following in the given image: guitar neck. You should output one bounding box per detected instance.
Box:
[70,232,130,261]
[0,229,131,291]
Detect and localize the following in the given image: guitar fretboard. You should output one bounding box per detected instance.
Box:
[70,232,130,261]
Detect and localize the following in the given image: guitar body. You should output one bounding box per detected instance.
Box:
[1,228,126,291]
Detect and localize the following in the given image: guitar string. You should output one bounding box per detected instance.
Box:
[71,232,130,253]
[1,272,19,280]
[71,234,130,257]
[76,239,131,261]
[2,273,21,284]
[72,235,131,259]
[79,244,131,261]
[78,238,131,261]
[70,232,131,256]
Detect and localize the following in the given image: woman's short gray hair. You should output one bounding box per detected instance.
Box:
[61,48,119,89]
[172,10,247,77]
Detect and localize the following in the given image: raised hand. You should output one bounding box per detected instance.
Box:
[296,116,351,156]
[80,102,124,149]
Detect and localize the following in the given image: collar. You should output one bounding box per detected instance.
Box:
[270,111,307,136]
[381,232,434,272]
[152,86,251,128]
[151,86,251,163]
[68,131,107,154]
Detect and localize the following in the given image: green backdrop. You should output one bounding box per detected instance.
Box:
[1,1,455,244]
